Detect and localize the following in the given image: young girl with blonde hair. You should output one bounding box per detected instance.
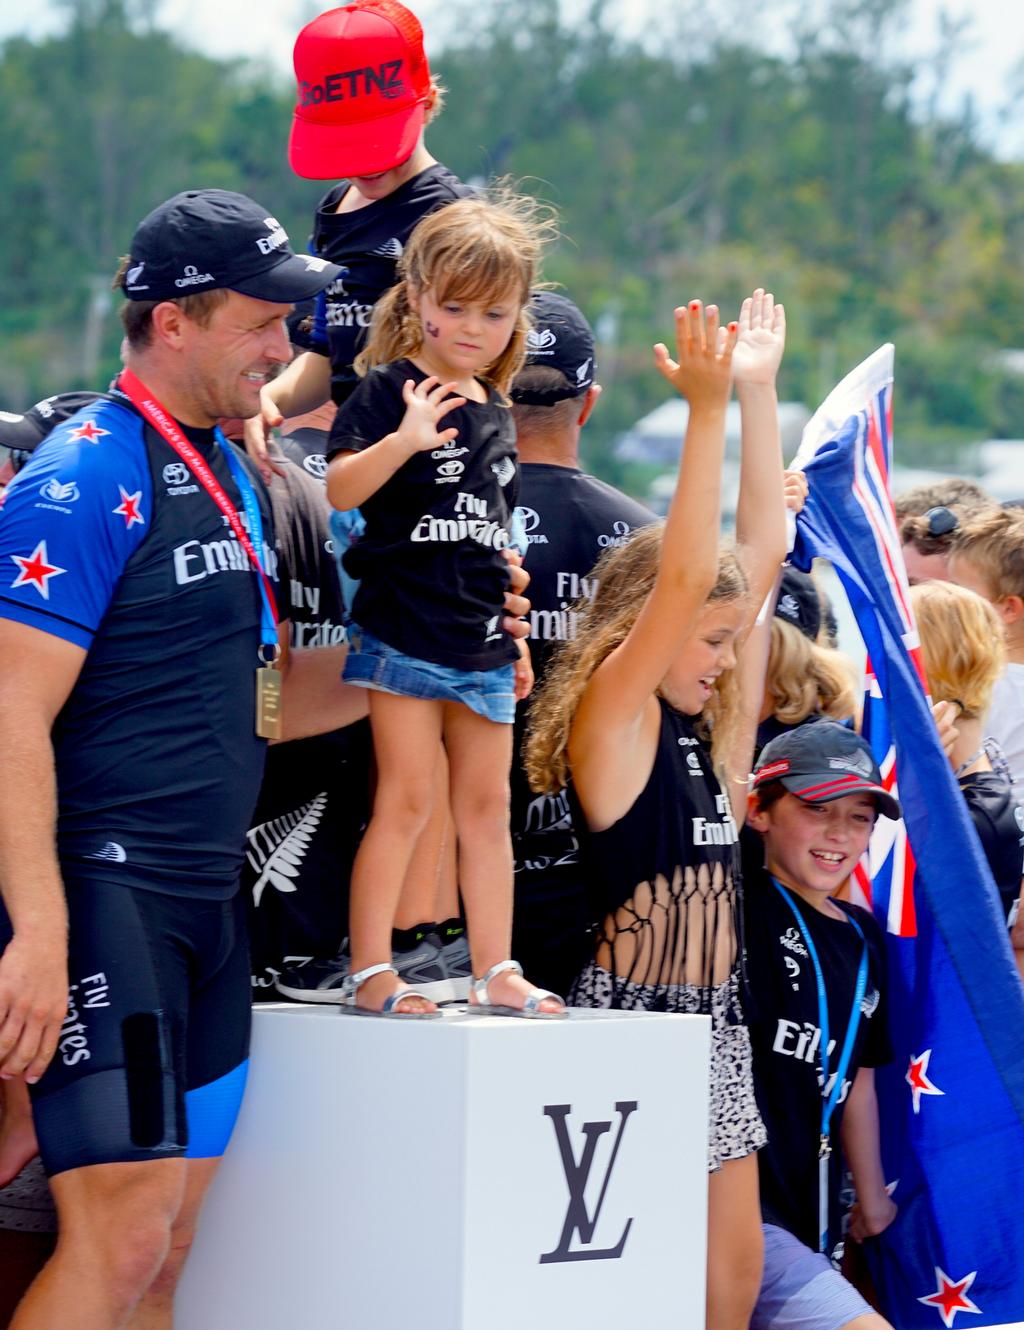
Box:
[527,290,788,1329]
[325,191,564,1018]
[911,579,1023,921]
[757,566,858,754]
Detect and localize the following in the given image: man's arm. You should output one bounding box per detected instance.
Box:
[276,626,368,742]
[0,621,87,1082]
[841,1066,898,1242]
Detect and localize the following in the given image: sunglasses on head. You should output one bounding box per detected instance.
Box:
[924,505,959,538]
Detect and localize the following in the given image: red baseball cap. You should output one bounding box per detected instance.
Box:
[289,0,433,180]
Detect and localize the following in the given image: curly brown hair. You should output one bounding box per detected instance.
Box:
[525,525,748,794]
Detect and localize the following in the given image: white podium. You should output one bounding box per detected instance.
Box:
[176,1004,710,1330]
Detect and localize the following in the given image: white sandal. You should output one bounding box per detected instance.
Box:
[467,960,567,1020]
[338,962,441,1019]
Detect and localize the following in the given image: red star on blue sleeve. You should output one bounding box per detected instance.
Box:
[67,420,110,443]
[9,540,66,599]
[112,486,145,529]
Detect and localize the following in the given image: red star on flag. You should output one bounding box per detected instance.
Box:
[10,541,66,599]
[907,1049,944,1114]
[917,1267,981,1327]
[67,420,109,443]
[112,486,144,528]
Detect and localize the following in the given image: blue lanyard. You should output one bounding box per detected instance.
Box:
[770,876,869,1250]
[215,429,278,652]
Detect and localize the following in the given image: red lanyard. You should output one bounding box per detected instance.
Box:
[116,369,279,624]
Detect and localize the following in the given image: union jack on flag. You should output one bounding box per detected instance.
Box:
[790,344,1024,1327]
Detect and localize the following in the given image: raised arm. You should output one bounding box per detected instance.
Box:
[718,290,789,801]
[572,302,736,744]
[244,351,333,482]
[733,289,788,615]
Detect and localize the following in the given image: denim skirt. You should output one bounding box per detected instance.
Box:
[342,623,516,725]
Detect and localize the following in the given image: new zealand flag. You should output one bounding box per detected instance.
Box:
[790,344,1024,1328]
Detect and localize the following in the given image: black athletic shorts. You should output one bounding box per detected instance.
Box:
[0,877,251,1177]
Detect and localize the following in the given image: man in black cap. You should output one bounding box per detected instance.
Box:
[507,292,656,995]
[0,393,104,498]
[0,189,367,1329]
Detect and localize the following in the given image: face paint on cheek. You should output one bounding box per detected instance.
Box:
[425,321,440,338]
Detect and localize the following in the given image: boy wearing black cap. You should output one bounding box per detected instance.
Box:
[744,721,898,1330]
[247,0,473,475]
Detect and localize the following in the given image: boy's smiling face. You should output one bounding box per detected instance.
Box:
[748,790,877,910]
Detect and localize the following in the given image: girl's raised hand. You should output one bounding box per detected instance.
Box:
[653,301,738,409]
[396,377,467,454]
[731,288,786,386]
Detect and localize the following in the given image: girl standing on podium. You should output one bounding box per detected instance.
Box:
[527,290,788,1330]
[326,193,565,1020]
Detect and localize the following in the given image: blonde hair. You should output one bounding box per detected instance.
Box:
[355,188,555,396]
[910,580,1006,719]
[952,507,1024,603]
[765,617,857,725]
[525,526,748,794]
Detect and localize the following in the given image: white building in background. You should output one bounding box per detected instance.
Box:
[615,399,810,519]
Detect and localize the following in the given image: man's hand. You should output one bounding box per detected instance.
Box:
[848,1191,897,1243]
[502,550,531,638]
[0,931,68,1084]
[513,636,534,702]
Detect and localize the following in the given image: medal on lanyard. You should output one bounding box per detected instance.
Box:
[217,436,283,740]
[115,370,283,739]
[771,877,869,1253]
[254,645,283,740]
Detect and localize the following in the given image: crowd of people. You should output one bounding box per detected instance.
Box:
[0,2,1020,1328]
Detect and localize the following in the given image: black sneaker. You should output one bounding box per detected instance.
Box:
[274,944,351,1003]
[436,932,471,1002]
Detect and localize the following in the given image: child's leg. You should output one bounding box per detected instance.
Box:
[348,693,444,1012]
[443,703,562,1011]
[394,746,457,933]
[707,1152,762,1330]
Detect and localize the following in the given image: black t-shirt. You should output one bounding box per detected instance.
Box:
[299,164,472,404]
[280,426,331,484]
[960,771,1024,919]
[245,442,371,992]
[742,871,892,1249]
[511,465,655,895]
[515,464,656,680]
[0,396,287,898]
[569,700,741,999]
[329,359,520,671]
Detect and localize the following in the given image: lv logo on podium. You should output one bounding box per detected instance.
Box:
[539,1101,638,1264]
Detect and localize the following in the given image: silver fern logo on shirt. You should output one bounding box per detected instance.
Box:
[491,457,516,488]
[246,793,327,906]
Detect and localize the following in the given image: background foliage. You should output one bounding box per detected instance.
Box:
[3,0,1023,484]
